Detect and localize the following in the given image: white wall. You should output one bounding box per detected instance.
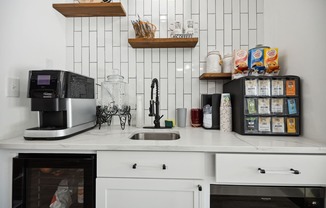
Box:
[0,0,66,140]
[264,0,326,141]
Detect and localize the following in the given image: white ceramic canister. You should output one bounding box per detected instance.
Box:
[222,54,233,73]
[206,50,223,73]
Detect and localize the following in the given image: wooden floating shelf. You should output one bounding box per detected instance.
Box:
[199,73,232,80]
[53,3,126,17]
[128,38,198,48]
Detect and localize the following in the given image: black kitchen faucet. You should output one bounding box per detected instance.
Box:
[149,78,163,128]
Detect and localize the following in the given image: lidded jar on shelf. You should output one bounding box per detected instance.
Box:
[101,70,129,111]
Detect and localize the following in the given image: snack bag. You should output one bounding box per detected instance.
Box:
[248,48,265,76]
[232,49,249,79]
[264,48,280,75]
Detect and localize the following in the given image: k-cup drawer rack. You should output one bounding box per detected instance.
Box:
[223,75,301,136]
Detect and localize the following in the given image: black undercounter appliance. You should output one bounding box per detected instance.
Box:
[12,153,96,208]
[24,70,96,140]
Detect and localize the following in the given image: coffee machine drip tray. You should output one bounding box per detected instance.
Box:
[24,121,96,140]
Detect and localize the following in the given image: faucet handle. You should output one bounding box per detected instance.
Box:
[149,100,155,116]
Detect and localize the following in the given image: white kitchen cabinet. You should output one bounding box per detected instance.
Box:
[96,151,205,208]
[215,153,326,186]
[96,178,202,208]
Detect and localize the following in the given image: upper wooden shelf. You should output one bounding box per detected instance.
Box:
[53,3,126,17]
[199,73,232,80]
[128,38,198,48]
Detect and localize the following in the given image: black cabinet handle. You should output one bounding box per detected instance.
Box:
[290,168,300,174]
[258,168,266,174]
[198,185,202,191]
[162,164,166,170]
[132,163,137,169]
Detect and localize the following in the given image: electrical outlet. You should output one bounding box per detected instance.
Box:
[6,77,20,97]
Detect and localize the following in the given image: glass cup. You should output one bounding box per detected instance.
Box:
[191,108,203,127]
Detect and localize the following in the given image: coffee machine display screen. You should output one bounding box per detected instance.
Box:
[37,75,51,85]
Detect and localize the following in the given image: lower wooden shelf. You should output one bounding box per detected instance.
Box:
[128,38,198,48]
[199,73,232,80]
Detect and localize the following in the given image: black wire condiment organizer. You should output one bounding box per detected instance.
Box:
[96,105,131,130]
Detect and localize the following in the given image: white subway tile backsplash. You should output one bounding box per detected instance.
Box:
[199,0,208,30]
[208,14,216,46]
[113,47,121,70]
[232,0,240,29]
[240,0,248,13]
[90,32,97,62]
[160,0,168,15]
[240,13,249,45]
[208,0,216,14]
[257,13,264,45]
[136,63,144,93]
[160,49,168,78]
[121,32,129,62]
[257,0,264,13]
[184,94,191,126]
[113,18,121,47]
[168,94,176,118]
[67,0,264,126]
[105,17,113,31]
[191,78,200,107]
[248,0,257,29]
[144,0,152,15]
[176,48,184,77]
[152,62,160,79]
[98,47,105,78]
[184,63,192,93]
[105,31,113,62]
[74,32,82,62]
[97,17,105,47]
[90,18,97,31]
[175,78,184,108]
[224,0,232,13]
[216,0,224,30]
[224,14,232,46]
[74,18,82,32]
[176,0,183,14]
[249,29,257,49]
[144,49,152,78]
[199,31,208,62]
[82,47,90,76]
[192,0,199,14]
[168,63,176,93]
[191,46,200,78]
[82,18,89,46]
[160,78,168,109]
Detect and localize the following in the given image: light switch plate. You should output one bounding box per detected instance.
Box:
[6,77,20,97]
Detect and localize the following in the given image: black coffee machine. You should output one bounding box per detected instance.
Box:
[24,70,96,140]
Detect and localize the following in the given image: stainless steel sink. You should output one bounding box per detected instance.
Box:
[130,132,180,140]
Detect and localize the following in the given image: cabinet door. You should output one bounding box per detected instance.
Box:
[96,178,202,208]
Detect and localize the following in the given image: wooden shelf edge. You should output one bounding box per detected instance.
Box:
[128,38,198,48]
[53,2,126,17]
[199,73,232,80]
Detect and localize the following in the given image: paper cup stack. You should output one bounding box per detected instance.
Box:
[220,93,232,132]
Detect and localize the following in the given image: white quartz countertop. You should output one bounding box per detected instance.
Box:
[1,126,326,154]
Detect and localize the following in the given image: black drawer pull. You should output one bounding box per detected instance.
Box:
[132,163,137,169]
[258,168,266,174]
[198,185,202,191]
[290,168,300,174]
[162,164,167,170]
